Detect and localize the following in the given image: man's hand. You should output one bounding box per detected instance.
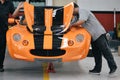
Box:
[17,2,24,9]
[70,20,85,28]
[12,2,24,18]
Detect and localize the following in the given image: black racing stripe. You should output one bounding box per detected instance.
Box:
[52,8,64,49]
[34,7,44,25]
[33,7,46,34]
[52,35,63,49]
[34,35,44,49]
[53,8,63,25]
[33,7,45,49]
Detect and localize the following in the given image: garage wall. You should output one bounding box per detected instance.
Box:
[77,0,120,32]
[93,12,120,32]
[53,0,77,6]
[77,0,120,11]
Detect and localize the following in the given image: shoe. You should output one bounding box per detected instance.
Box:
[89,69,100,75]
[109,66,117,74]
[0,68,4,72]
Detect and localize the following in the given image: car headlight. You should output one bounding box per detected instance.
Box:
[13,33,21,41]
[76,34,84,42]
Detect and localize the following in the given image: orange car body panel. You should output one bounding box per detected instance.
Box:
[7,2,91,62]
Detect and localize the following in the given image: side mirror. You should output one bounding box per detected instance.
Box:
[8,18,20,25]
[8,18,15,24]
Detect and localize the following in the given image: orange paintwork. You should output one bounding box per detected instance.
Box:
[43,9,53,49]
[6,2,91,62]
[44,9,53,35]
[63,2,74,32]
[24,2,34,32]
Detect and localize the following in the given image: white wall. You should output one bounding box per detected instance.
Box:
[53,0,77,6]
[77,0,120,11]
[46,0,53,6]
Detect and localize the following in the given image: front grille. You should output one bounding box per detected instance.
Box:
[30,49,66,57]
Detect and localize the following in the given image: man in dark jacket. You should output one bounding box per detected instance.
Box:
[0,0,23,72]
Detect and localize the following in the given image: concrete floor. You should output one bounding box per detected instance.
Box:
[0,49,120,80]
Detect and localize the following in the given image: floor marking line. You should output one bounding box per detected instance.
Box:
[42,63,49,80]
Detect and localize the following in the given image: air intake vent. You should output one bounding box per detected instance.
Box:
[30,49,65,57]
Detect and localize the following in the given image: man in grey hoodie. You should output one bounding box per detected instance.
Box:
[70,3,117,74]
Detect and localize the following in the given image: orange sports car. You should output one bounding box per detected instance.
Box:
[7,2,91,62]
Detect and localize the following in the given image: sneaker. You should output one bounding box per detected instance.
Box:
[0,68,4,72]
[109,66,117,74]
[89,69,100,75]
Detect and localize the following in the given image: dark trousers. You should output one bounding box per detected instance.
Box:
[91,34,117,71]
[0,30,7,68]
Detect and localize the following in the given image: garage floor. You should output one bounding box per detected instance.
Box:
[0,49,120,80]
